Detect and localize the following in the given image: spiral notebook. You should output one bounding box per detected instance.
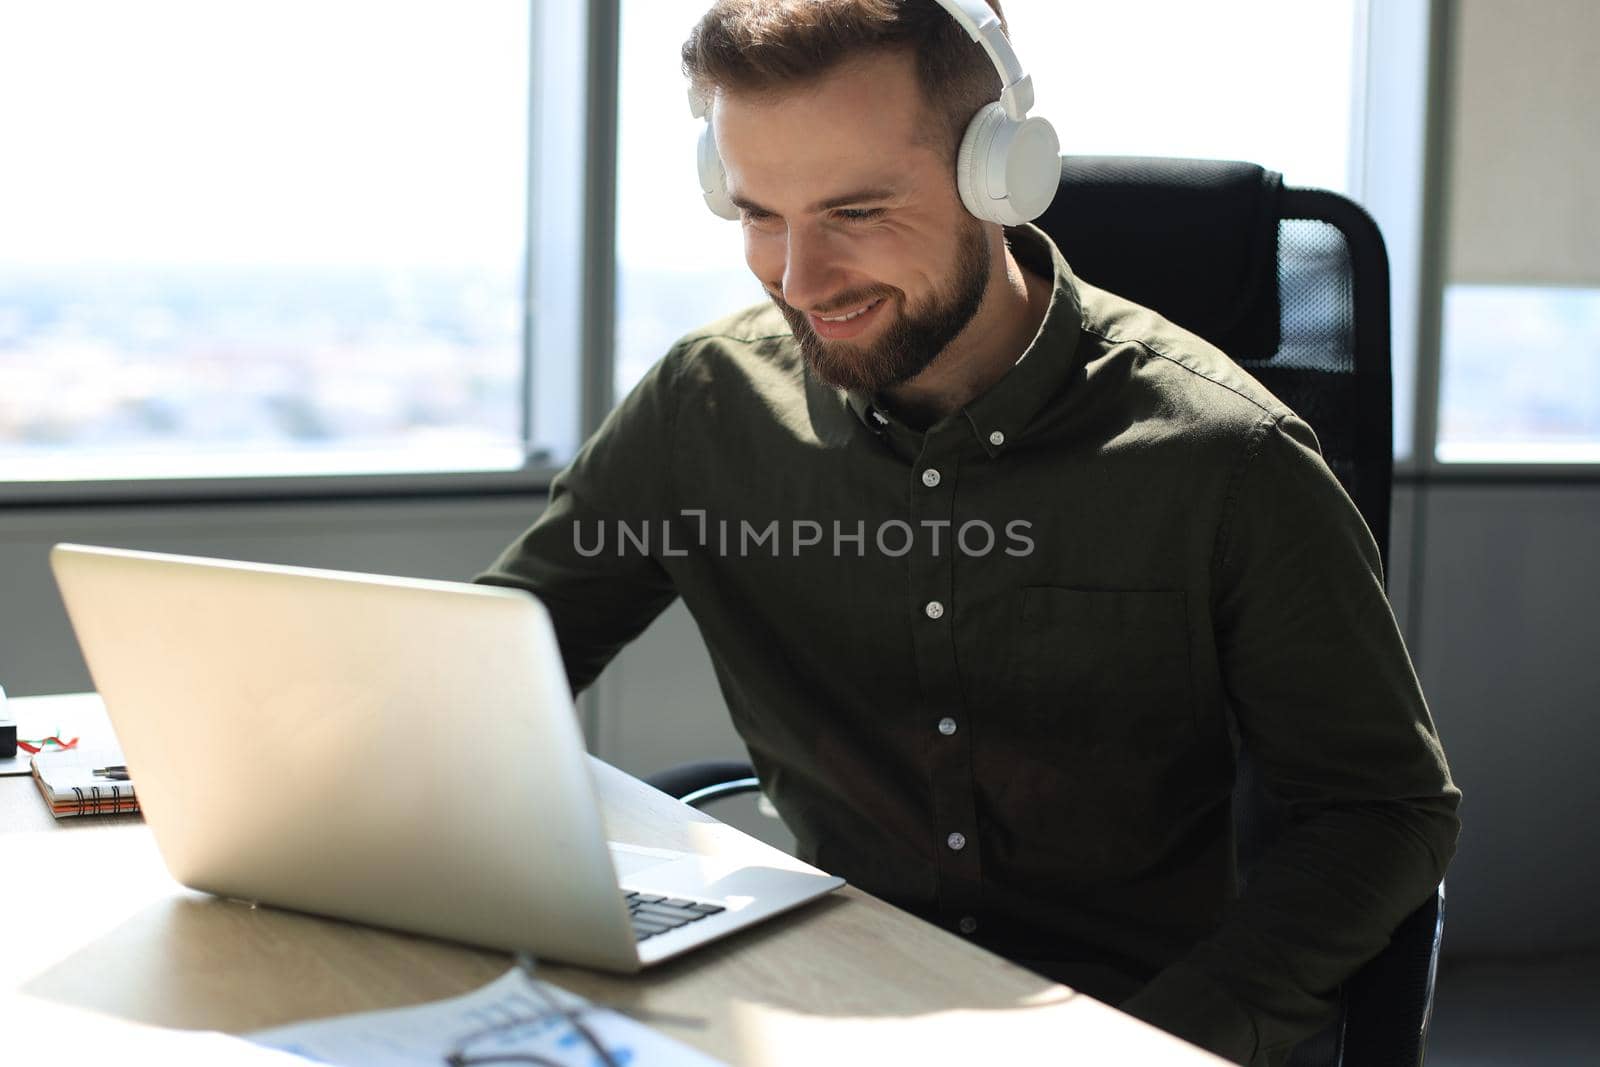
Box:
[31,747,139,818]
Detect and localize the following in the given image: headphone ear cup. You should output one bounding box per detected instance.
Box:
[955,104,1061,226]
[955,103,1008,224]
[994,115,1061,224]
[697,122,740,220]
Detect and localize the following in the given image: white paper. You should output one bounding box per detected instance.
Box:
[0,1002,310,1066]
[248,968,728,1067]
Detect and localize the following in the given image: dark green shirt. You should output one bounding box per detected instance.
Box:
[478,224,1459,1065]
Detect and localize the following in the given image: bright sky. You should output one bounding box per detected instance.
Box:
[0,0,1356,272]
[0,0,529,268]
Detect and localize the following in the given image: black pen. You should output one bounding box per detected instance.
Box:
[94,765,129,780]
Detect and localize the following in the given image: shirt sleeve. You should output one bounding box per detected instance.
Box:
[1120,412,1461,1065]
[474,350,683,695]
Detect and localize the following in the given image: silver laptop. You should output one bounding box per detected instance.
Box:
[50,543,842,972]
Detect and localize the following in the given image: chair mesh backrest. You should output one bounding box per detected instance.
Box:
[1238,211,1391,574]
[1244,218,1357,459]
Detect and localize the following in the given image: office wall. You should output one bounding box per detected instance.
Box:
[1409,484,1600,957]
[0,498,543,699]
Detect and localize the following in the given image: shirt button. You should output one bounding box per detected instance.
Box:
[921,468,941,488]
[937,717,957,736]
[958,916,979,935]
[924,600,945,620]
[988,430,1006,447]
[946,831,967,851]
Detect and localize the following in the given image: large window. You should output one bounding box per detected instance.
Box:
[14,1,1519,493]
[0,1,576,488]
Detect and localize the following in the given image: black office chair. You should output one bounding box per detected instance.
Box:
[646,157,1442,1067]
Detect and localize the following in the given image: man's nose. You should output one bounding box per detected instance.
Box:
[781,227,846,311]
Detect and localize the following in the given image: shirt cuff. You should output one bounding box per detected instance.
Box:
[1119,961,1258,1065]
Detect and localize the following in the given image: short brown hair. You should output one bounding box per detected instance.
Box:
[682,0,1007,160]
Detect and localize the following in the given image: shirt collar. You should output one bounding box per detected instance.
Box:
[838,223,1085,456]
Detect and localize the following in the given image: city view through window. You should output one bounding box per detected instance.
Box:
[0,2,531,481]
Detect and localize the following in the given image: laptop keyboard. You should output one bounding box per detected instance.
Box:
[624,891,726,941]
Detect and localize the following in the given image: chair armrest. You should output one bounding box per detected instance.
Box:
[643,759,759,809]
[1340,881,1446,1067]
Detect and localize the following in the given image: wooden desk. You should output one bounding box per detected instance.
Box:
[0,695,1222,1064]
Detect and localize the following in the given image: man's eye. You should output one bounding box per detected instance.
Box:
[836,208,884,222]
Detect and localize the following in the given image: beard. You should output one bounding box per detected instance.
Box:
[770,219,991,395]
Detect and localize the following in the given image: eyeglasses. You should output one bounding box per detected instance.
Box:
[442,953,624,1067]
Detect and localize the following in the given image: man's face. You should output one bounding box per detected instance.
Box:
[712,50,991,394]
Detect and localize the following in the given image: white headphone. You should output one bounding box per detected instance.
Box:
[689,0,1060,226]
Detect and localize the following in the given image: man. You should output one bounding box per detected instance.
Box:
[478,2,1459,1063]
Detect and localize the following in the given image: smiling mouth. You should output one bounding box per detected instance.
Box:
[815,298,885,323]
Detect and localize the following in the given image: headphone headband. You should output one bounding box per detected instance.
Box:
[928,0,1032,118]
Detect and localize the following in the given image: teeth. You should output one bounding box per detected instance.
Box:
[819,299,880,323]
